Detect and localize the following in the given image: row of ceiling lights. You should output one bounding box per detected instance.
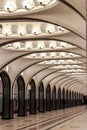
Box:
[4,41,73,49]
[0,0,56,13]
[60,69,85,73]
[26,52,79,58]
[0,1,86,94]
[41,60,82,64]
[51,65,84,69]
[0,24,67,36]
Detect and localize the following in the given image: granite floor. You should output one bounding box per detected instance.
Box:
[0,106,86,130]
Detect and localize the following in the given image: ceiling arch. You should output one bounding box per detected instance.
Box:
[0,0,86,95]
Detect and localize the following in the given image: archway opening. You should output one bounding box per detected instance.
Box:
[38,82,44,112]
[0,71,13,119]
[75,92,77,106]
[13,81,18,114]
[16,75,26,116]
[66,90,68,108]
[58,87,61,109]
[29,79,37,114]
[71,91,74,107]
[77,92,79,106]
[46,84,51,111]
[69,90,71,107]
[62,88,66,109]
[52,86,56,110]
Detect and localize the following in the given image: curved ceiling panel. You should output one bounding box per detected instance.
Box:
[0,0,86,95]
[62,0,86,18]
[0,21,69,38]
[0,0,58,17]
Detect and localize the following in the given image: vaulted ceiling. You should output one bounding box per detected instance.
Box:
[0,0,86,94]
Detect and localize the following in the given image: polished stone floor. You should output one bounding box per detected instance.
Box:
[0,106,86,130]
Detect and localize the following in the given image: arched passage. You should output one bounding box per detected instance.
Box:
[16,75,27,116]
[46,84,51,111]
[77,92,79,106]
[69,90,71,107]
[0,71,13,119]
[80,94,84,105]
[66,89,69,108]
[73,92,76,107]
[71,91,74,107]
[38,82,44,112]
[75,92,77,106]
[62,88,66,109]
[79,93,80,105]
[29,79,37,114]
[52,86,56,110]
[58,87,61,109]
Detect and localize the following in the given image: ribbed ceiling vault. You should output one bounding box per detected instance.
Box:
[0,0,86,95]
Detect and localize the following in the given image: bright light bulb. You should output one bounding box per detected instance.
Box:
[60,42,68,48]
[2,26,11,36]
[58,26,66,31]
[4,2,17,12]
[4,4,12,12]
[60,52,66,57]
[32,53,36,57]
[46,25,55,33]
[50,60,55,64]
[17,24,26,36]
[50,52,56,57]
[67,60,72,63]
[59,60,64,64]
[32,29,41,35]
[5,44,11,48]
[22,0,34,9]
[40,53,46,58]
[36,0,50,5]
[13,42,21,49]
[25,42,33,49]
[37,42,45,49]
[19,30,26,36]
[69,53,75,57]
[49,41,56,48]
[3,29,10,36]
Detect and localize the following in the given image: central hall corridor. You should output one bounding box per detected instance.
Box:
[0,106,86,130]
[0,0,86,130]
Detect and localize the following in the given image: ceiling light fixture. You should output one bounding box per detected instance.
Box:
[60,52,66,57]
[37,42,45,49]
[36,0,51,6]
[5,44,11,48]
[32,53,36,58]
[40,53,46,58]
[58,26,66,31]
[46,26,55,34]
[13,42,21,49]
[4,4,13,12]
[49,41,56,49]
[60,42,68,48]
[25,42,33,49]
[2,29,11,36]
[32,29,41,35]
[22,0,34,9]
[50,52,56,58]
